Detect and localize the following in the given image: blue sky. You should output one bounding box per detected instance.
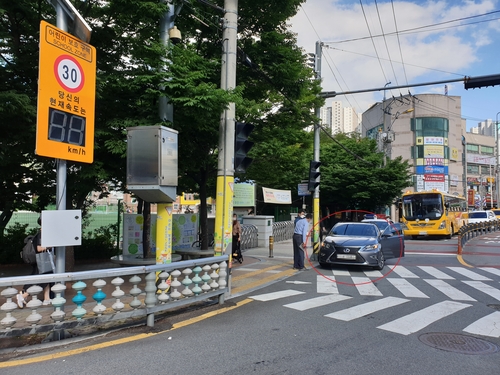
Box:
[289,0,500,131]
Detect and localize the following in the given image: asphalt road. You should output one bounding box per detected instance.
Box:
[1,238,499,374]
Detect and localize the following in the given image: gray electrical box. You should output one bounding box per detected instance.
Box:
[126,126,178,203]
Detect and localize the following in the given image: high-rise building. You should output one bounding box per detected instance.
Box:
[320,101,358,134]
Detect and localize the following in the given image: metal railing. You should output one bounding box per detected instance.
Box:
[272,221,294,242]
[240,224,258,250]
[457,220,500,254]
[0,256,228,338]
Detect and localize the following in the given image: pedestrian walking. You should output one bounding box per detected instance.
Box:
[232,213,243,263]
[17,217,54,308]
[293,213,312,270]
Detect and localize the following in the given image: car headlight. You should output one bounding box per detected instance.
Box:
[361,243,380,251]
[323,242,332,249]
[438,221,446,229]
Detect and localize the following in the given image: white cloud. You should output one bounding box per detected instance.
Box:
[289,0,498,120]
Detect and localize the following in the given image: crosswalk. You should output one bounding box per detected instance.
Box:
[249,266,500,338]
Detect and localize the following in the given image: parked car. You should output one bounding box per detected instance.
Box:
[468,210,497,225]
[318,222,405,270]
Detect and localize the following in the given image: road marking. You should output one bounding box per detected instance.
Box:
[463,311,500,338]
[352,276,383,296]
[232,262,293,281]
[377,300,472,335]
[457,254,474,268]
[0,298,253,368]
[325,296,409,321]
[234,268,281,274]
[479,267,500,277]
[231,267,297,296]
[418,266,454,280]
[424,279,476,301]
[463,281,500,302]
[387,278,429,298]
[331,270,351,276]
[284,294,352,311]
[317,275,339,294]
[249,289,304,302]
[406,252,456,256]
[446,267,492,281]
[389,266,419,278]
[363,270,383,278]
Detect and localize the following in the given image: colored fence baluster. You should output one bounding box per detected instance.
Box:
[92,279,107,316]
[181,268,193,297]
[192,266,202,295]
[72,281,87,320]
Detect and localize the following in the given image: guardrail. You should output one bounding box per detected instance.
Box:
[0,256,228,339]
[272,221,294,242]
[457,220,500,254]
[240,224,258,250]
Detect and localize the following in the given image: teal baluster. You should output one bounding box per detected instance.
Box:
[181,268,193,297]
[50,283,67,323]
[72,281,87,320]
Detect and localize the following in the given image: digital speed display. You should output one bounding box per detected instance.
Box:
[48,108,86,146]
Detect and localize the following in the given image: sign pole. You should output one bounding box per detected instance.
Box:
[55,3,67,274]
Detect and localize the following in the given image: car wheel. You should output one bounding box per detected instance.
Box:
[375,252,385,270]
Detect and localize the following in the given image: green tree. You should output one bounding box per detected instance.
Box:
[320,132,412,214]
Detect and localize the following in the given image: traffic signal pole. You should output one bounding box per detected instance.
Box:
[214,0,238,258]
[312,41,322,260]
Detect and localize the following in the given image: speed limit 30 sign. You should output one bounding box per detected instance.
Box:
[36,20,96,163]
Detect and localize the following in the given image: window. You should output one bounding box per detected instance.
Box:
[467,144,479,153]
[467,165,479,174]
[481,146,494,155]
[411,117,449,138]
[481,165,493,174]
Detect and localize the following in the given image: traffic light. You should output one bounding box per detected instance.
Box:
[464,74,500,90]
[308,160,321,192]
[234,122,254,173]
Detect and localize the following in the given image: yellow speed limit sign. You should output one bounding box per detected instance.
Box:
[36,20,96,163]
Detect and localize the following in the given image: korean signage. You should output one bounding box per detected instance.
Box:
[425,158,444,166]
[417,165,446,174]
[466,154,495,165]
[424,145,444,158]
[36,21,96,163]
[424,174,445,182]
[262,187,292,204]
[234,183,255,207]
[424,137,444,145]
[298,183,311,196]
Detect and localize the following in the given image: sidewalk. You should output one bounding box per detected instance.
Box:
[461,234,500,267]
[0,240,297,348]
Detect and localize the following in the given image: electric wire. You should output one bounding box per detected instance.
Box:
[391,0,409,85]
[374,0,399,86]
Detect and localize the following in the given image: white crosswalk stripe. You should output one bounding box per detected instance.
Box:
[424,279,476,301]
[446,267,492,281]
[417,266,454,279]
[479,267,500,277]
[463,281,500,302]
[387,278,429,298]
[377,301,472,335]
[351,276,383,296]
[249,289,304,301]
[325,296,409,321]
[388,266,419,278]
[248,265,500,337]
[463,311,500,338]
[316,275,339,294]
[284,294,352,311]
[363,270,384,278]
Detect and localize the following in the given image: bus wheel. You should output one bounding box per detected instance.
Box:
[446,226,453,239]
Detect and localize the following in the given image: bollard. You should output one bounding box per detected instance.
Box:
[269,235,274,258]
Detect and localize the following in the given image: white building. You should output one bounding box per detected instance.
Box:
[320,101,358,135]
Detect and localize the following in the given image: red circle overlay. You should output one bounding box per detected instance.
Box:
[54,55,85,93]
[304,209,404,286]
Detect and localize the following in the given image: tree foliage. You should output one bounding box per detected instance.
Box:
[319,132,412,213]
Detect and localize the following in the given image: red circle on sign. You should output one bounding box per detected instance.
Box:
[54,55,85,93]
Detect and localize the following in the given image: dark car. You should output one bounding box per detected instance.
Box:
[318,222,405,270]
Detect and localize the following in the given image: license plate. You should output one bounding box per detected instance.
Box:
[337,254,356,260]
[419,231,427,235]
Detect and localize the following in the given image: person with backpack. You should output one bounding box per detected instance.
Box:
[17,217,54,308]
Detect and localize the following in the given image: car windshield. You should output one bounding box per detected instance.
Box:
[362,220,388,231]
[469,212,487,218]
[330,223,379,237]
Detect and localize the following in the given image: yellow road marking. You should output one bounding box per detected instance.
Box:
[0,299,253,368]
[231,268,297,295]
[457,254,474,268]
[232,261,293,282]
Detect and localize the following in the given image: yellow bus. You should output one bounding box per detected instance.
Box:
[401,190,468,239]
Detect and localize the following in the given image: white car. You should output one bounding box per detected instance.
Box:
[468,210,497,224]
